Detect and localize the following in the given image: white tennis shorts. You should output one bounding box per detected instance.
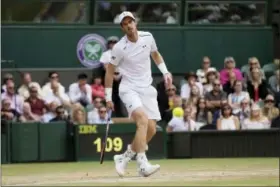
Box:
[119,84,161,121]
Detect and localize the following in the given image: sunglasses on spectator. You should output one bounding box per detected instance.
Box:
[99,110,107,113]
[265,100,274,103]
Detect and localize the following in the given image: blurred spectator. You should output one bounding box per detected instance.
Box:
[219,57,243,85]
[217,104,240,130]
[45,80,71,108]
[211,98,228,126]
[72,106,86,124]
[50,106,68,122]
[69,73,92,107]
[1,81,24,114]
[262,95,279,121]
[180,72,203,101]
[205,79,227,114]
[166,84,178,110]
[185,85,200,114]
[42,72,65,97]
[223,71,237,95]
[25,85,46,116]
[228,80,250,114]
[1,99,19,121]
[91,76,105,99]
[88,97,104,124]
[19,102,40,122]
[93,106,113,124]
[195,98,212,128]
[18,73,42,100]
[245,57,266,81]
[196,56,217,84]
[268,70,280,94]
[247,67,269,102]
[41,101,58,123]
[2,73,14,93]
[236,98,251,126]
[242,104,270,129]
[100,36,119,70]
[203,70,220,93]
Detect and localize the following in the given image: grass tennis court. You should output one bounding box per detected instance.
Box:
[2,158,279,186]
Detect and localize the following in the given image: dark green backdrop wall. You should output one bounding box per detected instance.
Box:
[2,26,273,73]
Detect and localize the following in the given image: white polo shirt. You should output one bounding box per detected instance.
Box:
[110,31,157,88]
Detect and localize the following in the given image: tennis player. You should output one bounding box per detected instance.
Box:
[105,11,172,177]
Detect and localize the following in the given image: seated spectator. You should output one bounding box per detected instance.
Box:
[185,85,201,115]
[262,94,279,121]
[41,72,65,98]
[1,99,19,121]
[72,106,86,124]
[235,98,251,127]
[242,104,270,129]
[18,73,42,100]
[163,95,182,122]
[180,72,203,101]
[166,107,198,132]
[247,67,269,103]
[88,97,104,124]
[219,57,243,85]
[217,104,240,130]
[195,98,212,128]
[211,98,228,126]
[41,101,58,123]
[205,79,227,114]
[223,71,237,95]
[19,102,41,122]
[2,73,14,93]
[166,84,178,110]
[45,80,71,108]
[244,57,266,81]
[196,56,217,84]
[92,106,113,124]
[91,76,105,99]
[228,80,250,115]
[271,108,280,128]
[69,73,92,107]
[50,106,68,122]
[26,85,46,116]
[268,70,280,94]
[203,70,220,93]
[1,81,24,114]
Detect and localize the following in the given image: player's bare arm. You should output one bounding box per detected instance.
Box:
[105,63,116,111]
[151,50,173,87]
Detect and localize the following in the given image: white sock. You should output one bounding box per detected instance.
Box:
[136,152,148,165]
[123,144,136,159]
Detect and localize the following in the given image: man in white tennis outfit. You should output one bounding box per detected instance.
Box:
[105,11,172,177]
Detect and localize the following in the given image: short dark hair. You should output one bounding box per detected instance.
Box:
[221,104,232,117]
[48,71,58,78]
[77,73,88,80]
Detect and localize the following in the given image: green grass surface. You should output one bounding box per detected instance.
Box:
[2,158,279,186]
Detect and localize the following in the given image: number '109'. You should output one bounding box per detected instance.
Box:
[93,137,123,152]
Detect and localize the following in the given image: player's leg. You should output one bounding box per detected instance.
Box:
[146,119,157,144]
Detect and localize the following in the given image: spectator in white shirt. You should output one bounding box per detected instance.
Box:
[41,72,65,98]
[196,56,217,84]
[92,106,113,124]
[217,104,240,130]
[18,73,42,100]
[180,72,203,101]
[69,73,92,107]
[242,104,270,129]
[44,80,71,108]
[41,101,58,123]
[99,36,119,70]
[87,97,104,124]
[1,81,24,114]
[2,73,14,93]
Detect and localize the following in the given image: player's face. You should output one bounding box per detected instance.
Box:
[121,17,136,36]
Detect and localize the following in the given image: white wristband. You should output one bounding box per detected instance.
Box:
[105,88,112,102]
[157,62,169,75]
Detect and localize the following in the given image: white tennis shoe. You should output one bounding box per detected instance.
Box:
[138,162,160,177]
[114,154,130,177]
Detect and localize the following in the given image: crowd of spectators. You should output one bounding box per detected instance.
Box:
[157,56,280,132]
[2,55,280,132]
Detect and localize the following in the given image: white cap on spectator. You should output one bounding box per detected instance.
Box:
[119,11,135,23]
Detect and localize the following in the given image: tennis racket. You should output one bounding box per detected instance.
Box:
[100,110,112,164]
